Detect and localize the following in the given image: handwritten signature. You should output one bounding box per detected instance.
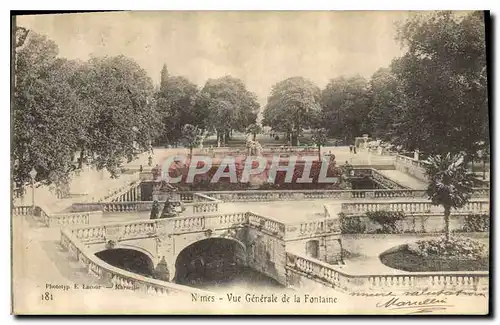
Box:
[376,297,453,314]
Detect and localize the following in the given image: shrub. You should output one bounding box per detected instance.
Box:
[339,213,366,234]
[365,211,406,234]
[407,237,488,260]
[462,214,490,232]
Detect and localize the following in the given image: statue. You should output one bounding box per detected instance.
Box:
[160,198,185,218]
[246,139,263,156]
[153,256,170,282]
[152,164,162,180]
[150,200,160,220]
[340,161,353,190]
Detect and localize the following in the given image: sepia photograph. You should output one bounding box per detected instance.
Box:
[10,10,490,315]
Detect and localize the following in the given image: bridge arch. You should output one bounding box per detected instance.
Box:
[174,237,247,286]
[95,247,155,277]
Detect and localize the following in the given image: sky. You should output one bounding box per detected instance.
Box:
[17,11,414,106]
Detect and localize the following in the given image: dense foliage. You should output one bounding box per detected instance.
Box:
[261,11,488,154]
[425,153,475,240]
[407,237,488,260]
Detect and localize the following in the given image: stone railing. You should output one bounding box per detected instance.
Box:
[286,251,489,293]
[172,212,248,234]
[285,218,341,241]
[12,205,34,216]
[340,199,490,216]
[199,189,432,202]
[351,168,408,189]
[43,210,102,228]
[370,169,408,189]
[472,187,490,198]
[184,201,220,214]
[394,154,429,182]
[71,201,219,215]
[68,212,250,244]
[89,173,141,203]
[178,192,194,202]
[109,181,142,202]
[12,205,103,228]
[69,211,296,242]
[192,192,220,202]
[340,211,490,234]
[60,227,211,296]
[247,212,286,239]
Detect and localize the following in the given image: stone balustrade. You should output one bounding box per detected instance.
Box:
[12,204,103,228]
[192,192,220,202]
[173,216,206,233]
[247,212,286,239]
[109,182,142,203]
[60,228,211,296]
[45,211,102,228]
[286,251,489,293]
[94,174,141,203]
[179,192,195,202]
[472,187,490,198]
[12,206,34,216]
[370,169,408,189]
[394,154,429,182]
[285,218,341,241]
[199,189,433,202]
[340,199,489,216]
[185,201,219,214]
[71,200,219,215]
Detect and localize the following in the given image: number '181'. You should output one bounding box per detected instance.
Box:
[41,292,53,301]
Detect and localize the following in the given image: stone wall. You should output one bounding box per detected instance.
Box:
[246,228,287,285]
[286,235,343,265]
[343,214,488,234]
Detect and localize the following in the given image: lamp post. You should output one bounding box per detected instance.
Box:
[29,168,37,210]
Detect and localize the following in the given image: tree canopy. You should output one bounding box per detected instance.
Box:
[263,76,321,145]
[321,76,372,143]
[198,76,259,146]
[390,11,488,156]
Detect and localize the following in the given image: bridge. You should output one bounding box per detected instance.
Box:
[12,148,490,302]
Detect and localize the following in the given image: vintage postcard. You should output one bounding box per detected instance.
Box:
[11,10,490,315]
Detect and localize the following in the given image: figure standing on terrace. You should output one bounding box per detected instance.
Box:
[152,164,162,180]
[160,198,177,218]
[150,200,159,220]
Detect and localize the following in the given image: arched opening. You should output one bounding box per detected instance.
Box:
[95,248,155,277]
[306,240,319,258]
[174,238,246,287]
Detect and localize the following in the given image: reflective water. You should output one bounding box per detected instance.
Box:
[181,267,287,293]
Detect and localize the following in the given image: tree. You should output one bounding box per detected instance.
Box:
[198,76,259,145]
[425,153,475,241]
[155,74,202,146]
[391,11,488,157]
[263,77,321,146]
[246,123,262,141]
[160,64,169,91]
[13,30,84,190]
[367,68,404,140]
[311,128,328,161]
[321,76,372,144]
[181,124,203,158]
[74,55,157,177]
